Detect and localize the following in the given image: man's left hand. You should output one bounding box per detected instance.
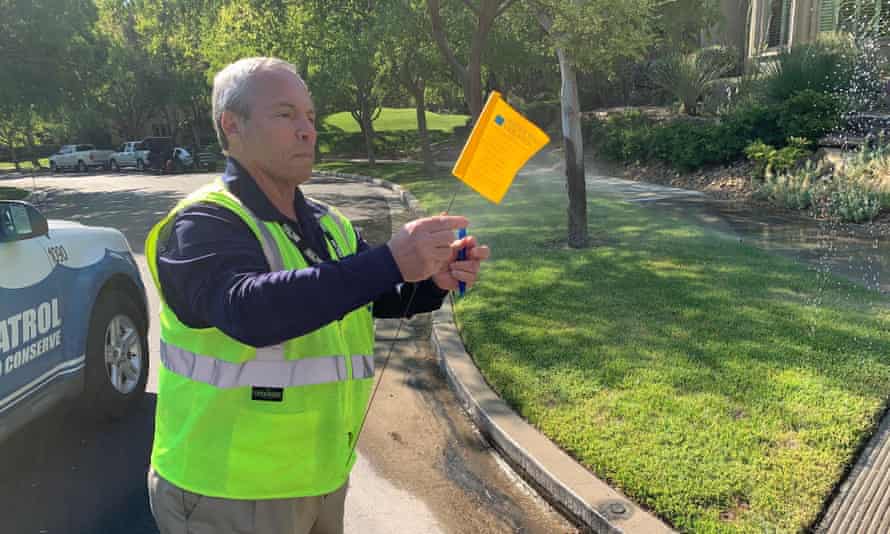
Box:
[432,234,490,292]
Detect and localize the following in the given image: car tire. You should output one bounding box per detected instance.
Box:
[136,159,144,172]
[77,160,87,173]
[81,289,148,421]
[50,161,58,174]
[111,159,120,172]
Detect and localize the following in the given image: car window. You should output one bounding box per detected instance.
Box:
[77,145,94,152]
[0,204,33,239]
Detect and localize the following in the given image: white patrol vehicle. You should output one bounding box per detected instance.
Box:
[0,200,149,442]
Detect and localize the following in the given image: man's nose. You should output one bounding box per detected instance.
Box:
[296,121,315,141]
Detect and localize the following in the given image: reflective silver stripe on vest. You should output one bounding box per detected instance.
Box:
[351,355,375,379]
[160,342,374,388]
[221,181,285,272]
[252,219,285,272]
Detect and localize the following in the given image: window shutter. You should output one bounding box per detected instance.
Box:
[838,0,857,32]
[819,0,838,32]
[767,0,791,46]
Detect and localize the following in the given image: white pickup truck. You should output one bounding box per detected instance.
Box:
[48,145,114,173]
[109,141,151,172]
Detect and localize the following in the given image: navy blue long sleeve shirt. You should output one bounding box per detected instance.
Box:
[156,158,447,347]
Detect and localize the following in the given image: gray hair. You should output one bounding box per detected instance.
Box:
[211,57,306,152]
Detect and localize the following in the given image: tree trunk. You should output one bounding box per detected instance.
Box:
[427,0,506,124]
[413,80,435,175]
[25,130,40,168]
[557,47,588,248]
[10,144,19,171]
[362,118,376,165]
[356,97,376,165]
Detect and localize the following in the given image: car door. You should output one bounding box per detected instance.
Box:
[56,146,71,169]
[119,143,132,167]
[0,202,68,416]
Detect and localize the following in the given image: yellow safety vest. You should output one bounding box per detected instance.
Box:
[145,179,375,499]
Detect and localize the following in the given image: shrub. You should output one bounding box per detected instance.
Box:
[826,180,882,222]
[756,162,820,210]
[586,112,656,162]
[842,144,890,208]
[776,90,843,141]
[649,46,737,116]
[720,100,785,148]
[745,137,813,180]
[761,37,858,103]
[650,119,725,170]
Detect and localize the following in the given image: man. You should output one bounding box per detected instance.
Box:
[145,57,489,534]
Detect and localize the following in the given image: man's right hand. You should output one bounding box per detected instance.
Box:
[387,215,469,282]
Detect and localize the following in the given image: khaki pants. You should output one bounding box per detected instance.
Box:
[148,468,348,534]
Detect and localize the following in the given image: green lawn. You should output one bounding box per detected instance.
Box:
[317,161,890,533]
[0,158,50,171]
[321,107,469,133]
[0,186,30,200]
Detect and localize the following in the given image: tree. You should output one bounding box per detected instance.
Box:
[304,1,389,164]
[0,0,103,158]
[533,0,655,248]
[380,0,452,173]
[426,0,517,122]
[136,0,217,148]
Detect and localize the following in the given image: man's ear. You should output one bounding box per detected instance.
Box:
[220,110,242,142]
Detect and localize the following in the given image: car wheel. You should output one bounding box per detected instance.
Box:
[111,159,120,172]
[77,160,87,173]
[136,159,144,172]
[50,161,57,174]
[81,289,148,421]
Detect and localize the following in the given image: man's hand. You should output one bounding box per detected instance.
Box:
[387,215,469,282]
[431,233,490,292]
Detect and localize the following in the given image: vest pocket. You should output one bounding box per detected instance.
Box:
[227,387,348,496]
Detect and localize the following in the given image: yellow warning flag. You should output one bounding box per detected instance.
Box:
[452,91,550,204]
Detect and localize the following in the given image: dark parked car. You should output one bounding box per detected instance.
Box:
[140,137,175,173]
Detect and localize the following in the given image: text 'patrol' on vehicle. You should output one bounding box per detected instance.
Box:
[0,199,149,442]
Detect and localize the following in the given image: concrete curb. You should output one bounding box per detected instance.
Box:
[314,170,676,534]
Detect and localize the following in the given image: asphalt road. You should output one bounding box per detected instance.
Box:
[0,170,575,534]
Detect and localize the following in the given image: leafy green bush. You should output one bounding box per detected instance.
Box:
[586,95,836,173]
[756,162,820,210]
[754,144,888,222]
[826,180,882,222]
[761,37,858,103]
[586,112,656,162]
[776,90,842,141]
[745,137,813,179]
[649,119,725,170]
[719,100,785,148]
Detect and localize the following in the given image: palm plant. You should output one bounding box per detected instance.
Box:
[649,46,736,116]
